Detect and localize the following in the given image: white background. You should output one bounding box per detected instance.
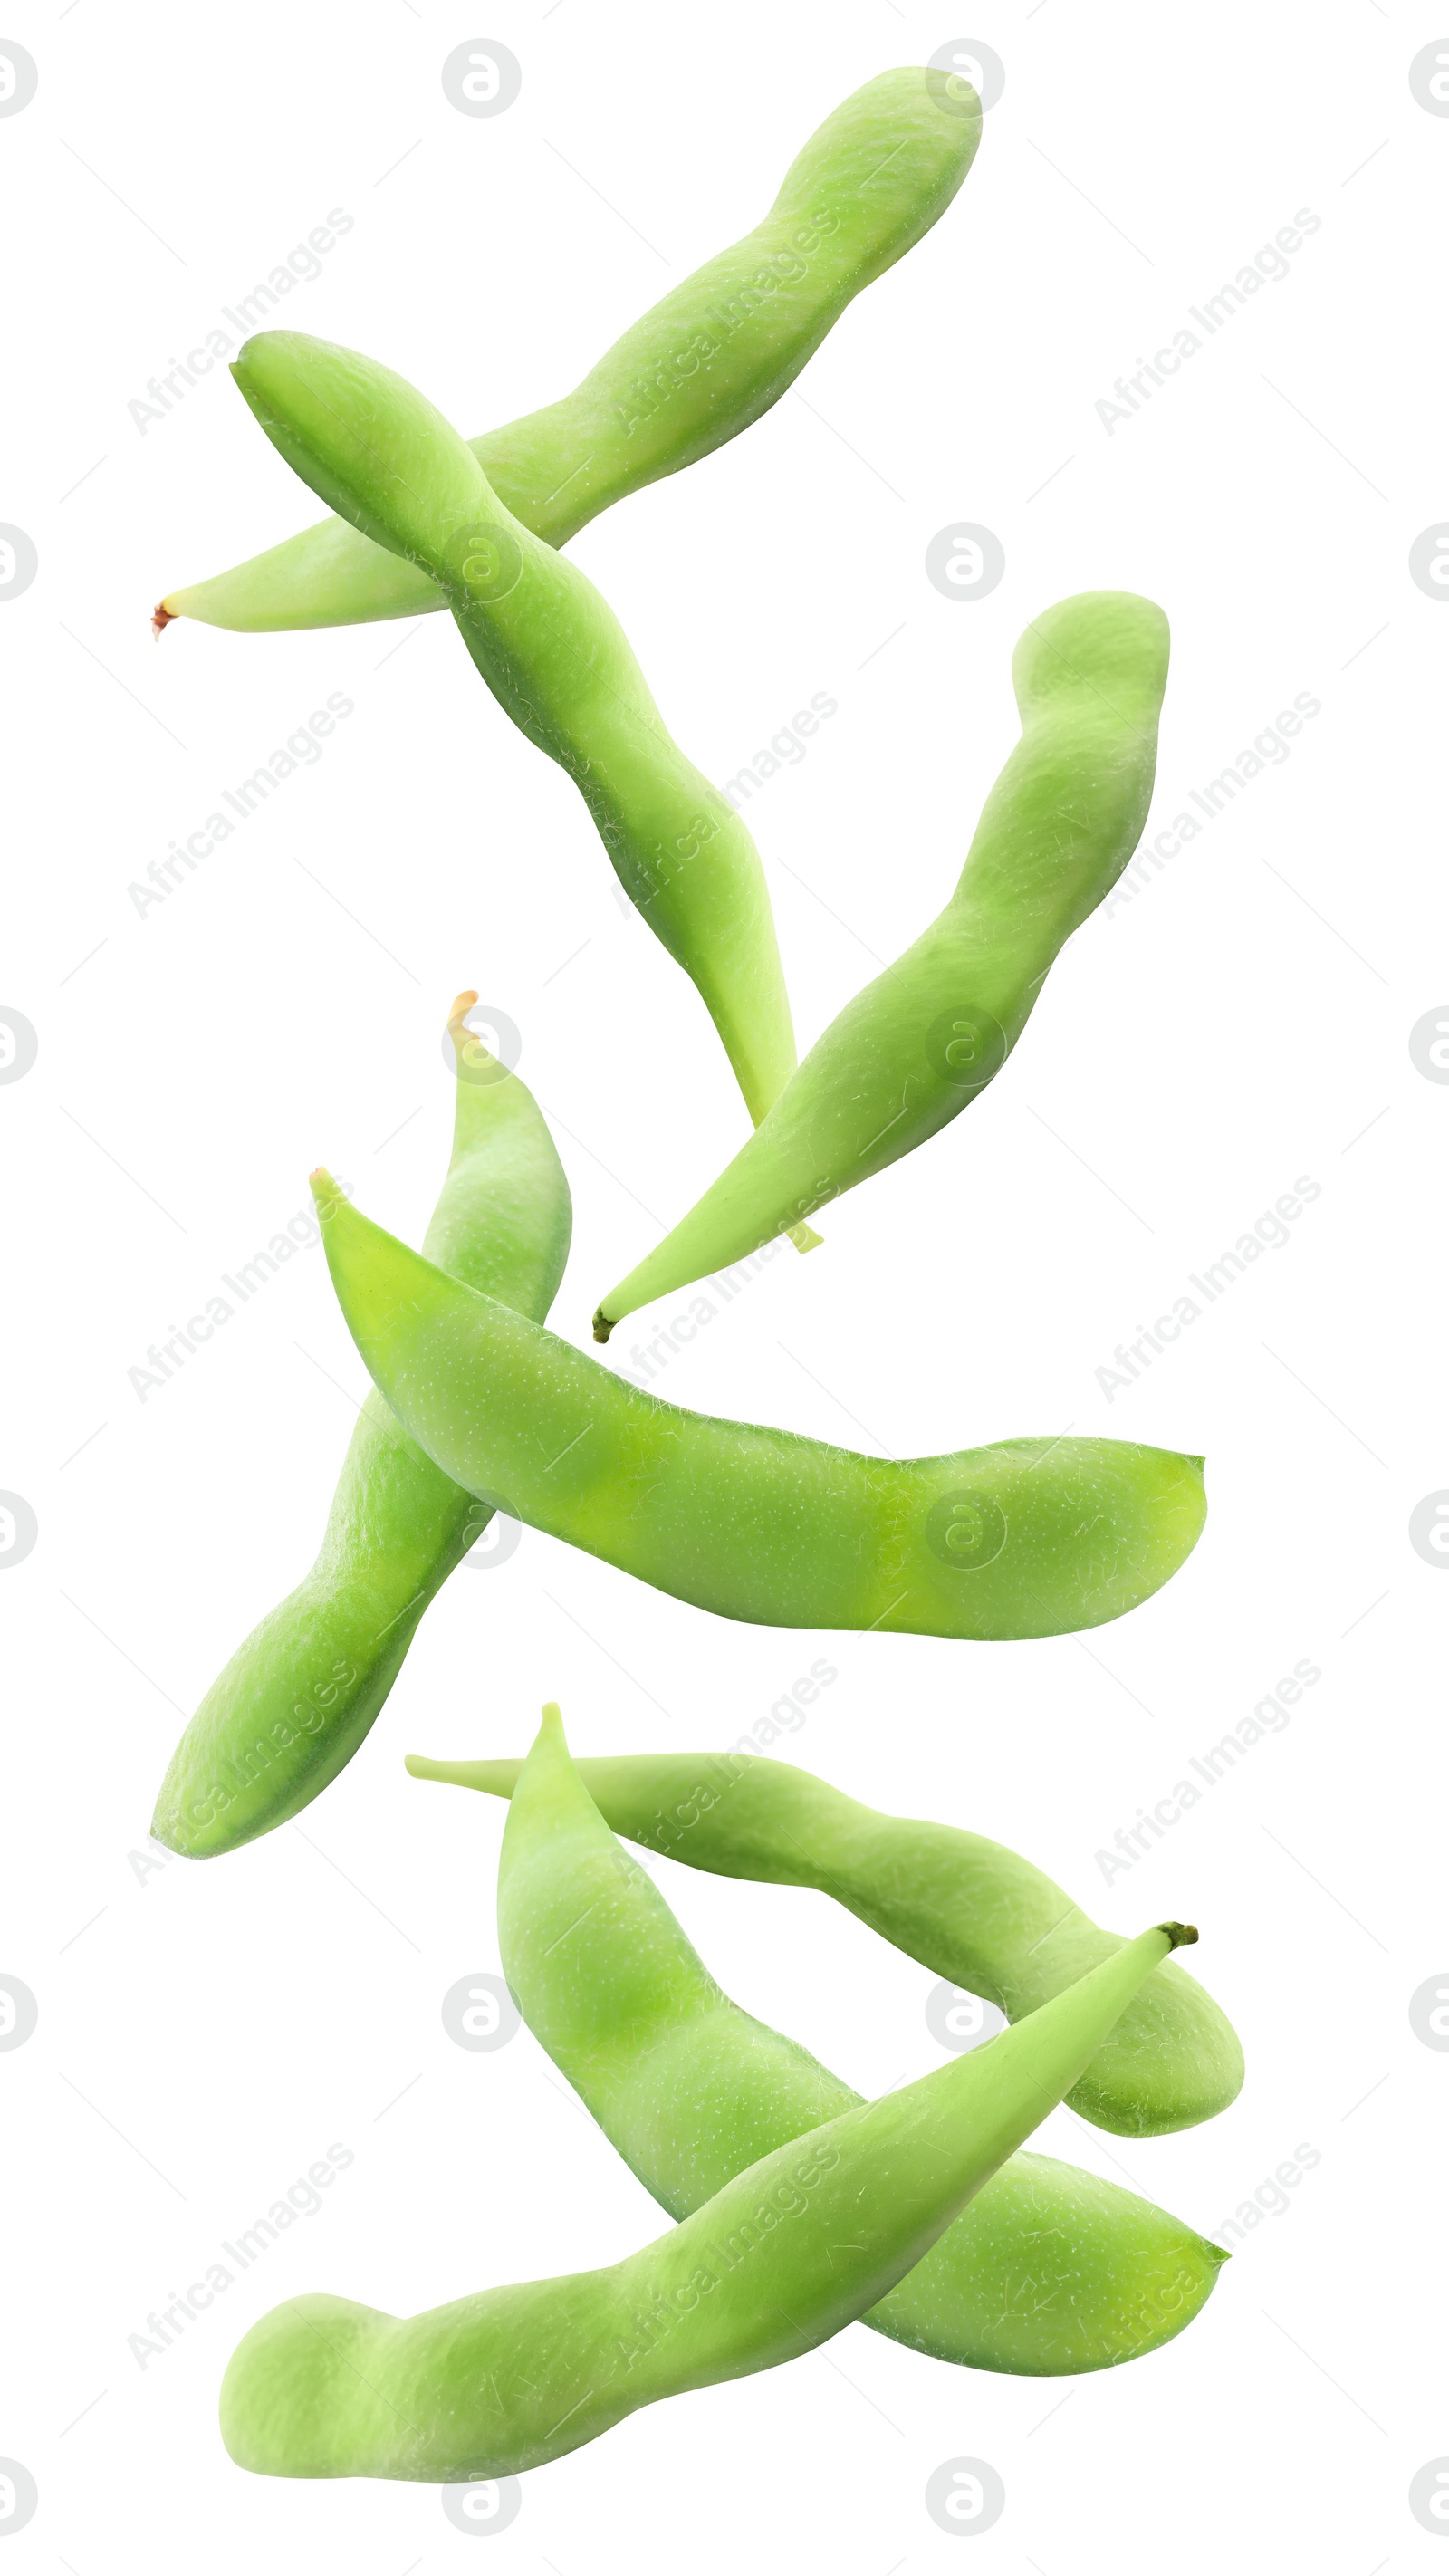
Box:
[4,2,1444,2567]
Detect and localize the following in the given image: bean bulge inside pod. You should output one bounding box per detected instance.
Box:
[309,1174,1205,1640]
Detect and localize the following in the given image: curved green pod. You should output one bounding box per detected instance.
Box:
[483,1709,1226,2369]
[230,329,796,1128]
[220,1713,1202,2481]
[149,1002,571,1858]
[310,1174,1207,1640]
[159,70,981,635]
[417,1743,1243,2136]
[595,590,1169,1336]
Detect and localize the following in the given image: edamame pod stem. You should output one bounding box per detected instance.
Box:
[220,1715,1199,2480]
[149,1000,571,1858]
[483,1706,1226,2371]
[310,1174,1207,1639]
[232,330,796,1129]
[159,70,981,634]
[417,1742,1242,2135]
[595,590,1169,1335]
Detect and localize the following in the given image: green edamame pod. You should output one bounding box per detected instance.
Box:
[417,1742,1243,2136]
[159,70,981,635]
[309,1173,1207,1640]
[231,329,796,1128]
[220,1713,1201,2481]
[481,1707,1226,2369]
[149,1000,571,1858]
[596,590,1169,1336]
